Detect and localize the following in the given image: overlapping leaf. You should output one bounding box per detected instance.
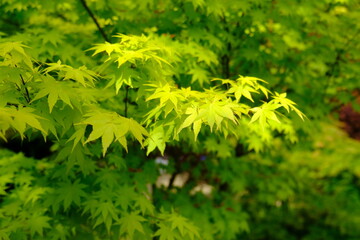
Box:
[79,110,148,155]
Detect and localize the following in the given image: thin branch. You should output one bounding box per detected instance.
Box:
[6,103,19,107]
[78,0,134,118]
[19,73,31,103]
[14,64,31,104]
[124,85,129,117]
[79,0,110,42]
[220,16,232,79]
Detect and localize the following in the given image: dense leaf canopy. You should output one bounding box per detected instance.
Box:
[0,0,359,239]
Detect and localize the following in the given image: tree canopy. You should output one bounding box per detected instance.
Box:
[0,0,359,239]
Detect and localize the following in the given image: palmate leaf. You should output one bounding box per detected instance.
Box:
[271,92,306,120]
[178,99,237,135]
[184,42,218,66]
[200,100,237,131]
[0,41,28,56]
[146,83,184,115]
[40,30,64,47]
[80,110,148,155]
[0,106,46,139]
[134,195,155,215]
[145,74,305,149]
[28,215,51,237]
[45,61,97,87]
[250,102,281,129]
[156,211,200,240]
[92,201,120,232]
[153,223,176,240]
[0,41,32,70]
[89,41,121,56]
[63,66,97,87]
[220,76,269,102]
[32,75,73,112]
[25,187,51,204]
[91,34,171,68]
[145,126,166,155]
[56,180,87,211]
[178,107,199,134]
[118,212,146,238]
[188,67,209,86]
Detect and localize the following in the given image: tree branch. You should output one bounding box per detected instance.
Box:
[14,64,31,104]
[124,85,129,117]
[19,73,31,103]
[79,0,110,42]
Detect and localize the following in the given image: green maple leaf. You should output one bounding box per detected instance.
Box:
[189,0,205,8]
[189,67,209,86]
[160,212,200,239]
[250,102,282,129]
[145,126,166,155]
[118,212,145,238]
[177,107,203,140]
[214,140,233,158]
[63,66,97,87]
[134,195,155,215]
[95,169,121,189]
[109,66,138,94]
[67,126,86,151]
[228,84,258,102]
[246,134,264,152]
[90,42,121,56]
[224,76,270,102]
[11,107,45,133]
[0,41,32,69]
[51,224,71,240]
[0,106,46,138]
[271,92,306,120]
[187,42,218,66]
[146,84,183,110]
[114,186,137,210]
[93,201,119,232]
[25,187,51,204]
[0,41,28,56]
[116,50,143,67]
[82,110,148,155]
[168,214,189,236]
[45,61,97,87]
[0,173,13,187]
[44,60,63,73]
[153,223,176,240]
[199,100,236,131]
[28,215,51,237]
[56,180,87,211]
[41,30,64,47]
[32,75,73,112]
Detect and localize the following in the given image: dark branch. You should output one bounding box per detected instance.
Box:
[124,85,129,117]
[19,73,31,103]
[79,0,110,42]
[14,64,31,104]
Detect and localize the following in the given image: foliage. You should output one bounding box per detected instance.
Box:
[0,0,359,239]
